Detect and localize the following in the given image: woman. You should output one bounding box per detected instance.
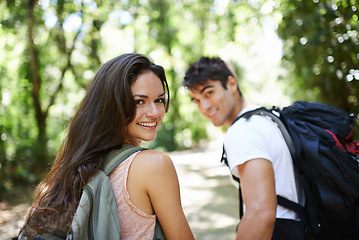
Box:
[18,53,194,239]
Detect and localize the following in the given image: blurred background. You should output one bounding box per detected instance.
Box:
[0,0,358,238]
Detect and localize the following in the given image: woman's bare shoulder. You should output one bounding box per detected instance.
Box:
[134,149,174,173]
[136,149,171,163]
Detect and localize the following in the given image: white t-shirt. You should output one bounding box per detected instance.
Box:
[225,105,300,220]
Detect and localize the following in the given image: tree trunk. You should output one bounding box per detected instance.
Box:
[26,0,48,173]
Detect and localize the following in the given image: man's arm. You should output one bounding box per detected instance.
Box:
[236,158,277,240]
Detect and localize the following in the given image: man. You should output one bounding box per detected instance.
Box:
[183,56,303,240]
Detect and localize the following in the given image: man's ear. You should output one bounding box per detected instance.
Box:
[226,76,238,94]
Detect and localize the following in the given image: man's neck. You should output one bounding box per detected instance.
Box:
[224,96,249,127]
[239,97,250,113]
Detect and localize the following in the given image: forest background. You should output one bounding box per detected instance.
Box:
[0,0,358,199]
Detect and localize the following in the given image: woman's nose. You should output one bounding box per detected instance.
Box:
[146,102,160,116]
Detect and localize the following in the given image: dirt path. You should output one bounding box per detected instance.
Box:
[0,202,29,239]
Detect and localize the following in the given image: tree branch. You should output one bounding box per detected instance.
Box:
[45,0,86,115]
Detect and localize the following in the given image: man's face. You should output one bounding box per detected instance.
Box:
[189,80,237,127]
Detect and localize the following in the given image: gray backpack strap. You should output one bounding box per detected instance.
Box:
[104,143,147,175]
[239,107,296,157]
[72,144,147,240]
[153,218,166,240]
[106,144,166,240]
[105,144,166,240]
[225,107,297,220]
[71,169,120,240]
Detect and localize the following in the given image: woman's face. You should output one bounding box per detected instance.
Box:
[126,71,166,146]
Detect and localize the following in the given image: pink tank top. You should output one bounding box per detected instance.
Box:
[109,151,156,240]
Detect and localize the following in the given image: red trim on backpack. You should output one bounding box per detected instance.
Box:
[325,129,345,151]
[325,129,359,156]
[345,126,354,140]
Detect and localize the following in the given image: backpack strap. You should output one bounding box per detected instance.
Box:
[104,143,147,175]
[237,107,296,157]
[277,195,304,214]
[73,144,145,239]
[236,107,323,233]
[103,143,166,240]
[221,107,302,219]
[153,218,166,240]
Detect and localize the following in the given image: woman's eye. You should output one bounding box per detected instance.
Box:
[135,99,144,105]
[156,98,166,104]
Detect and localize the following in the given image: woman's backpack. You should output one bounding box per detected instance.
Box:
[16,144,165,240]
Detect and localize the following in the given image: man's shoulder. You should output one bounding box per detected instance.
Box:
[227,106,279,137]
[231,107,272,127]
[238,105,262,116]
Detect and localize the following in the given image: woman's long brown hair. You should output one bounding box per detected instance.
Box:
[21,53,169,237]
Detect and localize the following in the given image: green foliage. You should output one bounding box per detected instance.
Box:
[1,0,241,193]
[0,0,107,194]
[4,0,356,196]
[277,0,359,112]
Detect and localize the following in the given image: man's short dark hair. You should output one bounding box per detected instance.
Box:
[183,56,235,90]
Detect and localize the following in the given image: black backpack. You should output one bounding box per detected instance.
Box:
[221,101,359,240]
